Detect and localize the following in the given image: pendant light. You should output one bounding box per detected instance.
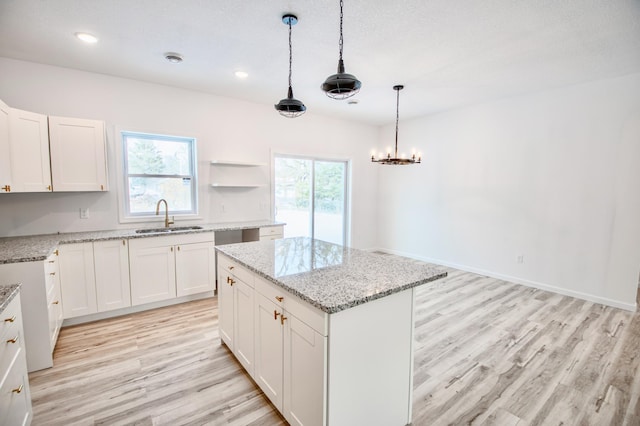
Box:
[275,14,306,118]
[371,85,421,165]
[321,0,361,100]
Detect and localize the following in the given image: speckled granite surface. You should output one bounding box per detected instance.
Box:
[216,237,447,314]
[0,220,284,264]
[0,284,20,314]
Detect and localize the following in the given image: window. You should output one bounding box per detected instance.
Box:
[274,155,349,245]
[121,131,197,217]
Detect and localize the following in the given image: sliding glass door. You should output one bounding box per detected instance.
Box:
[274,155,348,245]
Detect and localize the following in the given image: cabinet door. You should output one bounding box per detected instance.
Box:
[175,241,215,297]
[284,315,326,426]
[49,267,63,350]
[254,292,284,410]
[0,98,11,192]
[94,239,131,312]
[129,240,176,306]
[58,243,97,318]
[48,116,107,191]
[8,108,51,192]
[234,279,254,376]
[218,268,235,349]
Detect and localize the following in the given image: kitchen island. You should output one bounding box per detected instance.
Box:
[216,237,447,426]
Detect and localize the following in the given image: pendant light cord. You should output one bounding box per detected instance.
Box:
[288,19,293,90]
[395,87,400,157]
[339,0,344,61]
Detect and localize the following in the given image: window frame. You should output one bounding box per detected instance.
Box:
[120,130,198,221]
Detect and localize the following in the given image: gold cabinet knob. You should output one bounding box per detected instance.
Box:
[4,316,16,323]
[7,335,19,344]
[275,296,284,302]
[12,384,23,394]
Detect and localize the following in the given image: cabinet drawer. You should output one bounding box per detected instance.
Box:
[0,328,22,385]
[255,276,327,336]
[0,297,20,343]
[44,253,58,295]
[218,255,254,287]
[259,226,283,237]
[0,355,30,426]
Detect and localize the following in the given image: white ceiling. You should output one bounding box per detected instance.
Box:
[1,0,639,125]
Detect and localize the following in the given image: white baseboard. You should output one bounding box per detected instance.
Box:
[375,247,637,312]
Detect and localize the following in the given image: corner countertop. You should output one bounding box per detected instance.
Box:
[216,237,447,314]
[0,220,284,265]
[0,284,21,314]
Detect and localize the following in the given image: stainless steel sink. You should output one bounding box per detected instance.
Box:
[135,225,203,234]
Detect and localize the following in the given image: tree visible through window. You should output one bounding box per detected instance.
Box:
[122,131,197,217]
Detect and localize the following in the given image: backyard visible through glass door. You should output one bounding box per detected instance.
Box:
[274,156,347,245]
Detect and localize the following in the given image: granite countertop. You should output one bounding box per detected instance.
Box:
[216,237,447,314]
[0,284,21,314]
[0,220,284,265]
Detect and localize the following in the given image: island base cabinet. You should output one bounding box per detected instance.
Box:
[254,293,284,409]
[327,289,414,426]
[217,269,234,348]
[283,316,326,426]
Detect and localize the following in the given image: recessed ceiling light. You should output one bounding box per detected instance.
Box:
[164,52,183,63]
[75,32,98,43]
[235,71,249,79]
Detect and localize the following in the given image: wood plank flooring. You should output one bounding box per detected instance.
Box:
[29,269,640,425]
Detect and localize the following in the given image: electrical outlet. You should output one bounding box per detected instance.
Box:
[80,208,90,219]
[220,204,226,213]
[516,255,524,264]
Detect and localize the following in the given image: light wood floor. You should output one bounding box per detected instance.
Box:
[29,269,640,425]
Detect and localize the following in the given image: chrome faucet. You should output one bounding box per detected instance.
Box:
[155,199,174,228]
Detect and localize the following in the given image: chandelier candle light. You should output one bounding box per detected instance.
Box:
[371,85,421,165]
[321,0,361,99]
[275,14,306,118]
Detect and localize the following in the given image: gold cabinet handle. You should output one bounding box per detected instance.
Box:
[50,272,56,276]
[7,335,19,344]
[177,246,180,251]
[54,249,59,256]
[275,296,284,302]
[1,185,10,192]
[229,266,234,270]
[100,184,104,191]
[52,301,60,305]
[47,185,52,191]
[280,315,288,326]
[4,316,16,323]
[171,247,173,252]
[12,384,23,394]
[122,240,126,246]
[227,277,235,286]
[274,310,281,320]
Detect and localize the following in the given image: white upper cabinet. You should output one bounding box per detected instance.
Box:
[8,107,52,192]
[49,115,107,192]
[0,98,11,193]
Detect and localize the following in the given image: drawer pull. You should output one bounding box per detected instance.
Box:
[52,300,60,305]
[229,266,234,270]
[1,185,10,192]
[7,335,19,344]
[54,249,59,256]
[4,316,16,323]
[12,384,23,394]
[227,277,235,286]
[275,296,284,302]
[48,260,55,263]
[122,240,126,246]
[280,315,288,326]
[274,310,281,320]
[50,272,56,276]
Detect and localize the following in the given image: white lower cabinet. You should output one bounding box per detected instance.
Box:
[58,242,97,318]
[218,253,326,426]
[259,225,284,241]
[94,239,131,312]
[129,233,215,306]
[0,293,33,426]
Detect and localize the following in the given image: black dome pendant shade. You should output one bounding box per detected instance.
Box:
[322,0,361,99]
[275,14,306,118]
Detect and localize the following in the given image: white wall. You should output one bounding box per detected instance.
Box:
[376,73,640,310]
[0,58,379,249]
